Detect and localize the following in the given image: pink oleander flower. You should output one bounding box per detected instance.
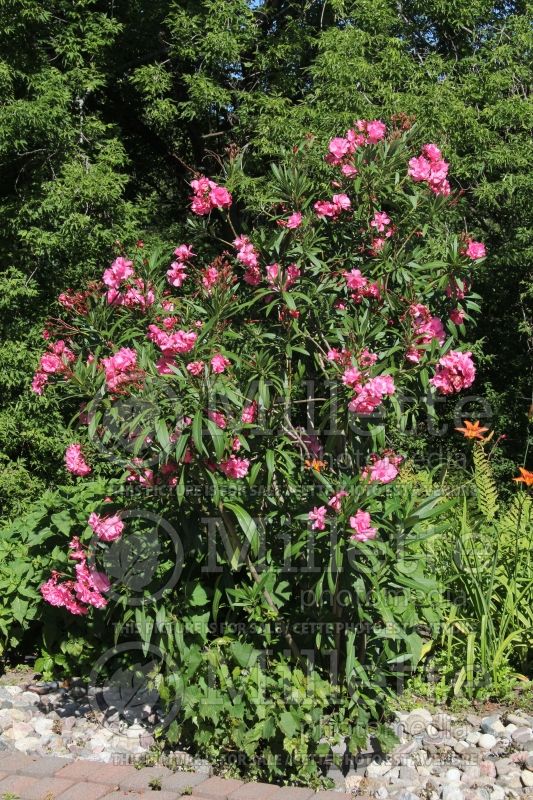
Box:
[40,574,88,616]
[430,350,476,395]
[65,444,91,477]
[211,354,230,374]
[102,347,138,392]
[365,120,387,143]
[349,510,377,542]
[366,457,398,484]
[332,193,351,211]
[187,360,205,376]
[279,211,302,229]
[148,326,197,356]
[464,239,486,260]
[328,491,348,513]
[174,244,195,261]
[244,265,261,285]
[328,137,354,162]
[241,401,258,424]
[314,200,338,219]
[344,268,367,290]
[208,410,227,429]
[408,145,450,196]
[370,211,391,232]
[102,257,134,289]
[348,375,395,415]
[341,163,358,178]
[167,261,188,288]
[220,456,250,479]
[31,371,48,394]
[190,176,232,215]
[234,235,260,270]
[342,366,362,388]
[88,512,124,542]
[450,308,465,325]
[360,349,378,367]
[423,143,442,161]
[308,506,327,531]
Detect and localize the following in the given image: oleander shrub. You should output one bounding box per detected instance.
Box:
[22,122,490,783]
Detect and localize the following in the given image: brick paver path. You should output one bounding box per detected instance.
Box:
[0,752,350,800]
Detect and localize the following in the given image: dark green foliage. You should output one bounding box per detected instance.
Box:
[0,0,531,517]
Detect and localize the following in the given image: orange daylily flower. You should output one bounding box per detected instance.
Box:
[455,419,489,440]
[305,458,327,472]
[513,467,533,487]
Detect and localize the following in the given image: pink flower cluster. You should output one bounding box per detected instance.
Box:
[220,456,250,479]
[326,120,387,175]
[343,269,380,303]
[103,257,154,309]
[167,244,195,288]
[348,375,396,415]
[369,210,394,253]
[430,350,476,395]
[127,460,179,488]
[65,444,91,477]
[32,340,76,395]
[462,239,486,260]
[408,144,450,196]
[349,510,377,542]
[88,511,124,542]
[102,347,139,392]
[234,236,261,286]
[362,451,403,484]
[147,325,197,374]
[406,304,445,363]
[266,262,300,290]
[314,194,351,220]
[40,537,110,616]
[308,506,327,531]
[278,211,302,229]
[241,401,258,424]
[190,176,232,216]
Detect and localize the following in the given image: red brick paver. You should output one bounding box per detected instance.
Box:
[55,760,100,782]
[21,755,72,777]
[115,764,173,790]
[100,791,179,800]
[20,776,74,800]
[229,781,281,800]
[0,773,38,796]
[276,789,315,800]
[193,776,245,799]
[161,770,207,791]
[0,751,40,773]
[56,781,113,800]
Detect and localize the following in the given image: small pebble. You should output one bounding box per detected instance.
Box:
[478,733,497,749]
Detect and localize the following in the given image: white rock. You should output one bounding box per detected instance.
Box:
[3,685,23,696]
[441,787,464,800]
[409,707,433,722]
[427,724,438,736]
[33,718,53,736]
[446,767,462,782]
[19,691,40,705]
[522,770,533,787]
[12,721,33,738]
[505,723,517,734]
[15,736,41,751]
[367,760,392,777]
[478,733,497,749]
[490,787,505,800]
[466,731,481,745]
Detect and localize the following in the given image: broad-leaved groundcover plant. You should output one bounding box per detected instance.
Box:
[29,122,487,783]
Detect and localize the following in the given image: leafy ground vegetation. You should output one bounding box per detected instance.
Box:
[0,0,531,787]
